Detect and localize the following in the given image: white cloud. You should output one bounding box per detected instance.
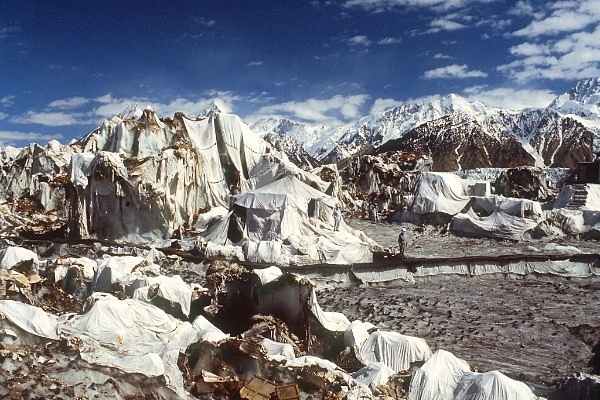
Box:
[248,61,264,66]
[433,52,453,59]
[370,98,402,114]
[194,16,216,27]
[248,94,370,125]
[11,111,87,126]
[513,12,596,37]
[377,37,402,45]
[93,93,237,119]
[500,16,600,82]
[462,86,557,110]
[423,64,488,79]
[427,18,466,33]
[348,35,372,46]
[0,130,63,146]
[48,96,89,109]
[0,25,21,39]
[342,0,490,12]
[512,1,600,37]
[509,42,550,57]
[1,95,15,107]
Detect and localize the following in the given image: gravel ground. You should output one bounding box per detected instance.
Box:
[316,216,600,390]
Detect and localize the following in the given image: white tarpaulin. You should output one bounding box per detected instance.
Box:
[344,320,378,349]
[92,255,160,292]
[554,184,600,211]
[452,209,539,240]
[58,294,227,398]
[308,288,351,332]
[0,300,59,340]
[352,361,396,388]
[357,331,432,373]
[454,371,541,400]
[408,349,471,400]
[259,338,295,361]
[0,246,38,270]
[472,196,543,217]
[411,172,470,215]
[200,174,377,265]
[253,266,283,285]
[133,274,194,317]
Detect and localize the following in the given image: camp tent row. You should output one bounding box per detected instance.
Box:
[410,172,600,241]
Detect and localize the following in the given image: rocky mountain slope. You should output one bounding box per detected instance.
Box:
[251,78,600,170]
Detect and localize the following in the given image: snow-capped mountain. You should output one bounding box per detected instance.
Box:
[251,79,600,170]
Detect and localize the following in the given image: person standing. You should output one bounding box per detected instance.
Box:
[333,206,342,231]
[397,227,407,258]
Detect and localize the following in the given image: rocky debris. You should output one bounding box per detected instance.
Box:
[494,166,550,201]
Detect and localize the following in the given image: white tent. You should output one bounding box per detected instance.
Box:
[58,294,227,398]
[454,371,541,400]
[357,331,432,373]
[0,246,38,270]
[201,175,376,265]
[0,300,59,340]
[452,209,539,241]
[408,349,471,400]
[471,196,543,218]
[352,361,397,388]
[412,172,470,215]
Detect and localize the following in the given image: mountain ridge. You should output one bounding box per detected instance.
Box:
[251,78,600,170]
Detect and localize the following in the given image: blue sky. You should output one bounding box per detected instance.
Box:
[1,0,599,147]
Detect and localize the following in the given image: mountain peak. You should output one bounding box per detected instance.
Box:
[117,104,144,120]
[549,77,600,117]
[199,103,222,118]
[568,77,600,100]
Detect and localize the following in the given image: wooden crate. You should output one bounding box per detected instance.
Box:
[275,383,300,400]
[239,376,277,400]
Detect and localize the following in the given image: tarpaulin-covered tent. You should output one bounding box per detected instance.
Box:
[58,293,227,398]
[357,331,432,373]
[412,172,470,215]
[409,349,471,400]
[451,209,539,241]
[232,174,337,242]
[352,361,396,388]
[471,196,543,218]
[454,370,541,400]
[201,175,377,265]
[0,246,38,270]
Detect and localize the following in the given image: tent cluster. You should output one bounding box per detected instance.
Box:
[403,172,600,241]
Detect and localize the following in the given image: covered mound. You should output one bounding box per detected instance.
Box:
[357,330,432,373]
[411,172,470,215]
[69,110,273,242]
[409,349,471,400]
[451,209,539,241]
[454,370,541,400]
